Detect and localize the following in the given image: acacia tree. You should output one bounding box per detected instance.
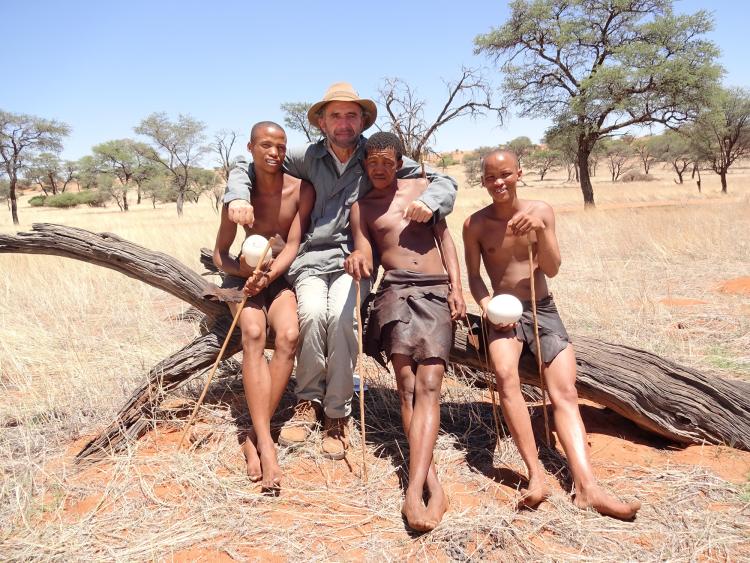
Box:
[475,0,720,207]
[688,87,750,193]
[134,113,208,216]
[280,102,320,143]
[92,139,154,211]
[25,152,65,195]
[526,147,561,180]
[544,123,579,181]
[506,136,533,166]
[631,136,658,174]
[0,110,70,224]
[210,129,239,183]
[379,68,505,162]
[601,139,632,182]
[649,130,694,184]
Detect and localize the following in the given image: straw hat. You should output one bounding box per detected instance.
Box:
[307,82,377,130]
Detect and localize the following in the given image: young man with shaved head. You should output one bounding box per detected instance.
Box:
[223,83,457,459]
[211,121,314,490]
[462,149,641,520]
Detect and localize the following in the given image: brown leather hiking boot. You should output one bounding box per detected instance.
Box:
[321,416,349,460]
[278,400,321,446]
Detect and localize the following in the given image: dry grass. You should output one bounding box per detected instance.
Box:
[1,165,749,560]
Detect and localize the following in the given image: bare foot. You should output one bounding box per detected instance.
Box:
[425,482,449,527]
[242,437,262,482]
[401,491,433,532]
[258,443,283,491]
[574,485,641,520]
[518,472,550,509]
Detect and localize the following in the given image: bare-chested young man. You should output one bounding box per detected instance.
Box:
[344,132,466,532]
[212,121,314,490]
[462,149,640,519]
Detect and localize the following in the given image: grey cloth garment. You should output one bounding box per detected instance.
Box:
[365,269,453,366]
[513,295,571,364]
[223,136,457,284]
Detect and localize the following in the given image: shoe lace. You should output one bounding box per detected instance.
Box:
[327,419,346,439]
[293,401,313,419]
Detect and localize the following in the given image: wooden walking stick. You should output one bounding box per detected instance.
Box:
[355,279,368,482]
[528,238,551,447]
[178,236,276,449]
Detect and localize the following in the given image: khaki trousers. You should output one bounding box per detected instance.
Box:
[294,272,371,418]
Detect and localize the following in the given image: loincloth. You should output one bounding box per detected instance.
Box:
[508,294,570,364]
[203,275,293,316]
[364,269,453,366]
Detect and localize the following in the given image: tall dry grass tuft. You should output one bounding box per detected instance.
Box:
[1,167,749,559]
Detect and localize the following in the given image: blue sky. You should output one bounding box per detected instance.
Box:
[2,0,747,161]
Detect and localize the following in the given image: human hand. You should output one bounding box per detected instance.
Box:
[344,250,371,281]
[508,211,545,236]
[228,200,255,226]
[403,200,434,223]
[481,308,516,332]
[448,288,466,321]
[243,270,270,296]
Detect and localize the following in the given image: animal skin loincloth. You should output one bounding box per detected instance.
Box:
[365,269,453,366]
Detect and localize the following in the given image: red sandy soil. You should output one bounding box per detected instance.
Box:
[717,277,750,296]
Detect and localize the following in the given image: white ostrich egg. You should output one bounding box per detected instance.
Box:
[241,234,271,268]
[486,294,523,325]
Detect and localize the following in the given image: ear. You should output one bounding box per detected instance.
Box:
[397,158,403,169]
[246,141,253,152]
[517,167,523,180]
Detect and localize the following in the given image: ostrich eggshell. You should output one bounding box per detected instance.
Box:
[241,234,270,268]
[486,294,523,325]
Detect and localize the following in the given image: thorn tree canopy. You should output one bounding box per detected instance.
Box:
[0,110,70,224]
[475,0,721,207]
[134,112,208,217]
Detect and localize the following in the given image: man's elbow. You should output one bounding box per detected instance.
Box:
[212,250,223,271]
[542,259,561,278]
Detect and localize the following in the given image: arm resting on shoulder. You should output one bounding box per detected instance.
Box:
[398,157,458,222]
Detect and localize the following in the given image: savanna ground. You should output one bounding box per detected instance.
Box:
[1,161,749,561]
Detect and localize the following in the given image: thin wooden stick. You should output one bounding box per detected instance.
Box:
[528,238,551,447]
[355,279,367,482]
[178,236,276,449]
[480,315,506,445]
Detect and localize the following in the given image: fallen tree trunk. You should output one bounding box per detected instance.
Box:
[1,223,748,461]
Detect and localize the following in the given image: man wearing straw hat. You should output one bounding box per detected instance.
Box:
[224,82,457,459]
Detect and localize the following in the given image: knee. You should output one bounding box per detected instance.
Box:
[241,323,264,350]
[275,326,299,354]
[548,380,579,407]
[399,383,415,407]
[492,362,520,391]
[418,369,443,398]
[297,299,326,327]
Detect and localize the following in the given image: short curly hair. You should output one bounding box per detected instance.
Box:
[364,132,404,161]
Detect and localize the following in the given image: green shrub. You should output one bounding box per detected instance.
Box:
[46,192,83,208]
[29,195,47,207]
[77,190,108,207]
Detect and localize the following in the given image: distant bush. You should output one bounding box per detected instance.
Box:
[29,195,47,207]
[46,193,83,208]
[44,191,109,208]
[77,190,108,207]
[620,169,656,183]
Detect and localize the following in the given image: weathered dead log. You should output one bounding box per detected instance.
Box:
[1,223,748,461]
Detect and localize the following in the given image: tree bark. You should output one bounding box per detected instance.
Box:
[1,224,748,462]
[176,190,184,216]
[577,147,595,207]
[720,170,728,193]
[9,175,19,225]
